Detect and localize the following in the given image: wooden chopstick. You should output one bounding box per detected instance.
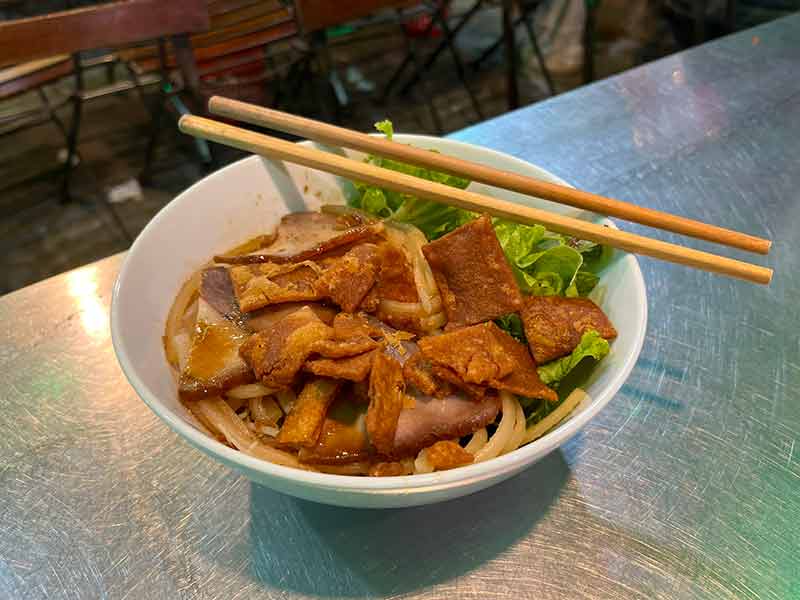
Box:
[178,115,772,285]
[208,96,772,256]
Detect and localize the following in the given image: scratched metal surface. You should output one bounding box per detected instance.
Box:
[2,15,799,600]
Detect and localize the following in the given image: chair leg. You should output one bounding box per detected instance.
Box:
[397,13,443,134]
[61,55,84,204]
[141,90,166,183]
[398,0,483,97]
[434,4,485,120]
[521,6,555,95]
[310,32,339,123]
[381,5,439,102]
[142,38,172,182]
[37,88,71,145]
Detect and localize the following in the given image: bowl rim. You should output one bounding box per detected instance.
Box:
[111,134,647,495]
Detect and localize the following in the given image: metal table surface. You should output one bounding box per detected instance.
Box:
[2,15,798,600]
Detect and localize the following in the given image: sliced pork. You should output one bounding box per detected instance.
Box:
[178,298,253,400]
[392,393,501,458]
[214,212,383,265]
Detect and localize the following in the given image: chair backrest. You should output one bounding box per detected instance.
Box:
[0,0,210,69]
[294,0,416,34]
[122,1,297,74]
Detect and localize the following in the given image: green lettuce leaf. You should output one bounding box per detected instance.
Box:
[537,330,610,387]
[493,219,546,269]
[374,119,394,140]
[391,197,475,240]
[566,269,600,298]
[350,119,606,297]
[514,245,584,296]
[494,313,526,343]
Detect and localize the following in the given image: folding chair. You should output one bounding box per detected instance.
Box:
[0,0,209,202]
[120,0,300,176]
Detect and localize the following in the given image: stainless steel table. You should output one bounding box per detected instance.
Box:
[2,15,798,600]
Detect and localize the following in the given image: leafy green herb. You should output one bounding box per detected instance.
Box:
[524,397,553,426]
[349,119,609,297]
[374,119,393,140]
[537,330,610,387]
[494,314,526,343]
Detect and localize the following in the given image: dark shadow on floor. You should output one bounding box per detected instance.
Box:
[246,450,571,598]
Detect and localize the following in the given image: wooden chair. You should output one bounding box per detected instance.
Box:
[293,0,423,121]
[0,0,209,201]
[0,55,73,140]
[385,0,555,116]
[118,0,300,172]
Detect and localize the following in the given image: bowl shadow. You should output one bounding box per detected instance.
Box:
[247,450,571,598]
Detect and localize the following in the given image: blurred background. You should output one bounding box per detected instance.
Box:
[0,0,795,294]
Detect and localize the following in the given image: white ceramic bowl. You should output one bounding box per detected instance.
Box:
[111,134,647,508]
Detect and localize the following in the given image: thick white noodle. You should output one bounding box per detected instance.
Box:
[173,331,192,374]
[419,312,447,332]
[522,388,588,445]
[464,428,489,455]
[164,272,200,366]
[385,222,442,316]
[379,299,423,317]
[413,448,435,474]
[474,392,517,463]
[227,383,278,400]
[502,397,527,455]
[315,462,371,475]
[275,389,297,414]
[193,397,300,468]
[249,396,282,425]
[225,396,247,412]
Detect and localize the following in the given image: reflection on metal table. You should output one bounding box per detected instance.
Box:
[1,14,798,600]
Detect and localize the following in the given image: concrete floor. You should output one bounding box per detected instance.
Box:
[0,4,681,294]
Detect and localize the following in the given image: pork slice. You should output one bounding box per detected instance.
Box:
[214,212,383,265]
[179,298,253,400]
[200,266,243,324]
[392,392,501,459]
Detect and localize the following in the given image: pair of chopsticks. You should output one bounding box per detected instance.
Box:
[178,96,773,285]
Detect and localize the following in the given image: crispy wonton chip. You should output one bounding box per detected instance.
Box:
[419,322,556,401]
[367,352,407,455]
[239,306,332,388]
[276,378,340,447]
[520,296,617,364]
[421,215,522,327]
[297,398,370,464]
[305,350,376,382]
[229,262,323,312]
[402,352,441,397]
[317,243,381,312]
[425,440,474,470]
